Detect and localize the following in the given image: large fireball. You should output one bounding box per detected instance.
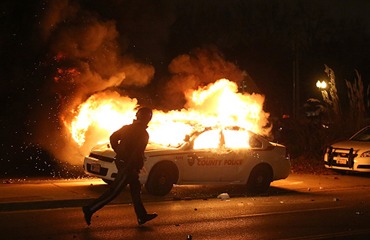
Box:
[65,79,270,155]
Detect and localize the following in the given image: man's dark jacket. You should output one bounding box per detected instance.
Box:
[109,120,149,170]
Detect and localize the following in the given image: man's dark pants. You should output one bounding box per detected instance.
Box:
[87,163,147,218]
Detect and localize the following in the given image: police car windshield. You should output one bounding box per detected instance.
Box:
[351,127,370,142]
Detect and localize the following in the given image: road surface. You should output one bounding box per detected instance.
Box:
[1,173,370,239]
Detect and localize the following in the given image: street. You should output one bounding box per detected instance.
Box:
[1,173,370,239]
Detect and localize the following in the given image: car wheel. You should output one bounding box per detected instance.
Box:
[145,162,179,196]
[246,164,273,193]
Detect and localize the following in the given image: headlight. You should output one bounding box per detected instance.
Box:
[360,151,370,157]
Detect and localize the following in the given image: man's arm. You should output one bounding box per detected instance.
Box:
[109,126,127,153]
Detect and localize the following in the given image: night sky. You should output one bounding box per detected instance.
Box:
[1,0,370,178]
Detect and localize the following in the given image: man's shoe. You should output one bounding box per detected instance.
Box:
[138,213,158,225]
[82,206,93,226]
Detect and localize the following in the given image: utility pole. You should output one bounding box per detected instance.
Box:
[292,38,300,119]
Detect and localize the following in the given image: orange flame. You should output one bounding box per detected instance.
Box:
[64,79,270,152]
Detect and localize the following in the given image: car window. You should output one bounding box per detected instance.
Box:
[351,127,370,142]
[223,129,256,149]
[193,130,221,149]
[249,135,263,148]
[223,129,263,149]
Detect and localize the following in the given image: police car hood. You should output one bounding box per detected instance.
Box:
[89,142,181,159]
[330,140,370,153]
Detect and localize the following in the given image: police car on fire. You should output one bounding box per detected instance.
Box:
[83,127,291,196]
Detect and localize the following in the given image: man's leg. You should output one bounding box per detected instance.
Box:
[128,171,147,217]
[83,169,127,225]
[128,171,157,225]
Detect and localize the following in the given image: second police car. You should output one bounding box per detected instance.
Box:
[84,127,291,196]
[324,125,370,173]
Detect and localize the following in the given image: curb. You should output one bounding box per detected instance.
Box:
[0,198,94,212]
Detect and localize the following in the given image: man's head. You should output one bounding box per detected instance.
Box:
[136,107,153,124]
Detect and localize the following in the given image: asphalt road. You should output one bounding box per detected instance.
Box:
[1,173,370,239]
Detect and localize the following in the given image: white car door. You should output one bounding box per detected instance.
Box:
[217,148,243,182]
[180,130,225,183]
[219,130,263,182]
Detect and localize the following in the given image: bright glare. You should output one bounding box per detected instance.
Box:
[193,130,221,149]
[316,80,327,89]
[64,79,270,152]
[223,130,250,148]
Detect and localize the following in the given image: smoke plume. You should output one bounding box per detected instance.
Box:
[32,0,155,164]
[31,0,261,165]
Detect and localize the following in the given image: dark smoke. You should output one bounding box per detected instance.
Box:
[27,0,250,167]
[30,0,156,165]
[162,46,258,109]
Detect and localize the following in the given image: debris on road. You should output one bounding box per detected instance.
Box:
[217,193,230,200]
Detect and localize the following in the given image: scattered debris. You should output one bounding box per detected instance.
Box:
[217,193,230,200]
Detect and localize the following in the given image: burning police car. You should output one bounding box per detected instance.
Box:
[324,125,370,172]
[84,127,291,196]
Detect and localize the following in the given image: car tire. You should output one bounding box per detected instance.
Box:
[246,164,273,193]
[145,161,179,196]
